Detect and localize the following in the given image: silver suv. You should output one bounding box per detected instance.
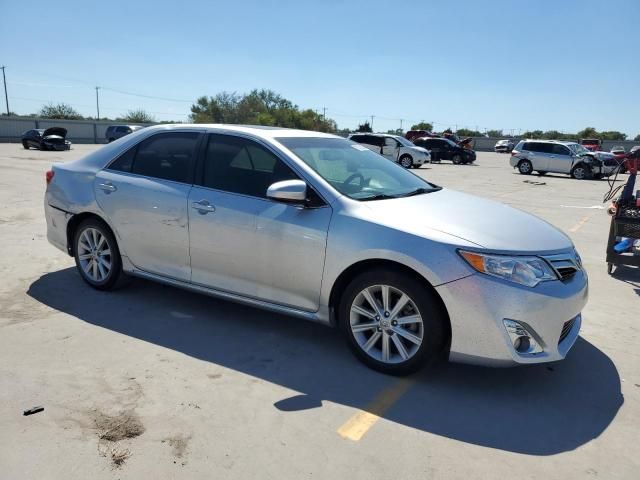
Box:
[105,125,145,143]
[510,139,615,179]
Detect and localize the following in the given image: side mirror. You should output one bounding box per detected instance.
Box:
[267,179,307,204]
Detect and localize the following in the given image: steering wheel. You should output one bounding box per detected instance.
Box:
[343,173,365,188]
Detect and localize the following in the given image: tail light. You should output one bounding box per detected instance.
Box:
[46,170,55,185]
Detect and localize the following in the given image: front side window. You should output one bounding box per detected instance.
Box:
[202,134,298,198]
[276,137,439,201]
[552,144,571,156]
[107,132,199,183]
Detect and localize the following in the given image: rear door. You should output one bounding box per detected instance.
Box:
[188,133,332,311]
[523,142,550,171]
[94,130,202,280]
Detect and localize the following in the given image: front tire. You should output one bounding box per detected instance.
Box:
[452,154,462,165]
[339,268,446,375]
[399,155,413,169]
[518,159,533,175]
[22,141,29,149]
[73,218,124,290]
[571,164,592,180]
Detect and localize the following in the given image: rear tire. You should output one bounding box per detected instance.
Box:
[518,160,533,174]
[73,218,125,291]
[339,268,446,375]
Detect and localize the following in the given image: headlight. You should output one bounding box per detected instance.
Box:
[459,250,557,287]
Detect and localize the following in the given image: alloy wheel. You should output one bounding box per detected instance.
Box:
[77,227,112,283]
[349,284,424,364]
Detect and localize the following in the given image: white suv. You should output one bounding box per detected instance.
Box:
[349,133,431,168]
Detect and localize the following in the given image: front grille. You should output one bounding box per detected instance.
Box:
[543,252,582,282]
[555,265,578,280]
[559,316,578,344]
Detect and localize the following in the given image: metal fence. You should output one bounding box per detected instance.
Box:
[0,116,152,144]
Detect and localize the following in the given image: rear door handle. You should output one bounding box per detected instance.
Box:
[192,200,216,214]
[99,182,117,193]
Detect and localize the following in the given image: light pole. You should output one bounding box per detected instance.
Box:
[95,86,101,120]
[1,66,9,115]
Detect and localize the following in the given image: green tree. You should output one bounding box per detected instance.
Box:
[634,134,640,141]
[522,130,544,139]
[189,89,336,132]
[120,109,155,123]
[356,121,372,132]
[486,129,503,138]
[410,121,433,132]
[39,103,83,120]
[1,111,17,117]
[600,131,626,141]
[456,128,483,137]
[577,127,598,139]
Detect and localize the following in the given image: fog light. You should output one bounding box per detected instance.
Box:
[503,320,543,354]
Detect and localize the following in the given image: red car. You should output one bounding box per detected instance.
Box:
[405,130,436,141]
[580,138,602,152]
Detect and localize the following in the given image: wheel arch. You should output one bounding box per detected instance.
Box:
[66,212,115,256]
[328,258,452,353]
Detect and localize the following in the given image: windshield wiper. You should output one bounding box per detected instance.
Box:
[359,193,398,201]
[398,187,441,197]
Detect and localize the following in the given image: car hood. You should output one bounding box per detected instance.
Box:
[43,127,67,139]
[360,188,572,253]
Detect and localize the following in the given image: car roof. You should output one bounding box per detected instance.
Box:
[520,139,576,145]
[143,123,339,140]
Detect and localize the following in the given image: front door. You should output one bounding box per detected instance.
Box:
[94,130,202,281]
[548,144,574,173]
[188,133,332,311]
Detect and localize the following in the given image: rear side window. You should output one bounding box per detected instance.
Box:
[107,132,200,183]
[350,135,364,143]
[202,134,298,198]
[523,142,552,153]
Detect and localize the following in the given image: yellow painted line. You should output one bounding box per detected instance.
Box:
[569,214,593,233]
[337,378,414,441]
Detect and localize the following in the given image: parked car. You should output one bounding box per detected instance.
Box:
[105,125,145,143]
[349,133,430,168]
[44,125,587,374]
[580,138,602,152]
[510,140,616,179]
[494,139,514,153]
[630,146,640,153]
[405,129,435,141]
[22,127,71,151]
[413,137,476,164]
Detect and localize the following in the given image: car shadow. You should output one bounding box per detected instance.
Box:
[27,268,623,456]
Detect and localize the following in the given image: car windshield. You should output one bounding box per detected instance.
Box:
[568,143,589,155]
[394,136,415,147]
[581,139,599,145]
[276,137,440,201]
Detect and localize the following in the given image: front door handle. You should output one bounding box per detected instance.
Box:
[192,200,216,214]
[99,182,117,193]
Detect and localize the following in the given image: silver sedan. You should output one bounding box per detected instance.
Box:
[44,125,588,374]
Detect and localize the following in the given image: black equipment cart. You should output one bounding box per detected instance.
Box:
[606,202,640,274]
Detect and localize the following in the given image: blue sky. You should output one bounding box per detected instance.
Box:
[1,0,639,136]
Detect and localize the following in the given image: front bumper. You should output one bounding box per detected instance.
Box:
[435,268,588,366]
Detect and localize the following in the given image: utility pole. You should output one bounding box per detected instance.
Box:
[95,86,100,120]
[322,106,327,120]
[370,115,375,132]
[400,119,403,133]
[1,66,9,115]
